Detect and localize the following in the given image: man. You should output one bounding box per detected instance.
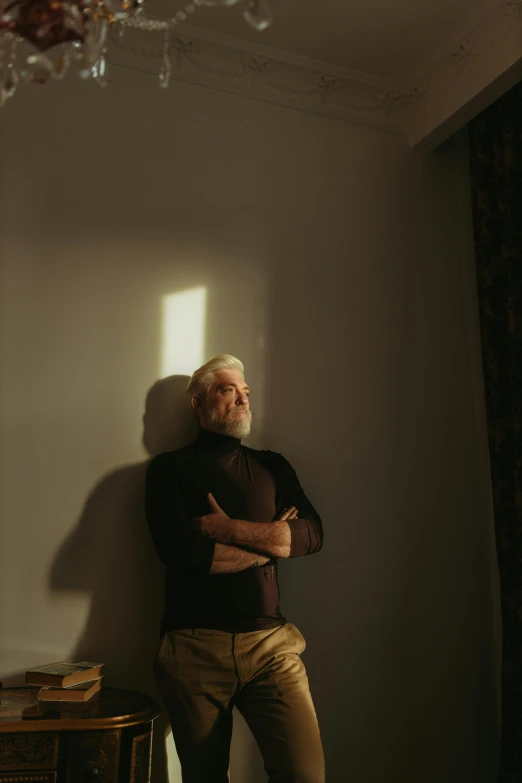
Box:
[145,354,324,783]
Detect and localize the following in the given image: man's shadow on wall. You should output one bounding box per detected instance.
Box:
[50,375,197,783]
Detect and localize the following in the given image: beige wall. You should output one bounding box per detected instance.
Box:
[0,68,500,782]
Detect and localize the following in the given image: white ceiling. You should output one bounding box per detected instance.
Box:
[152,0,489,83]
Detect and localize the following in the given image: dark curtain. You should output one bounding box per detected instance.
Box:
[469,82,522,783]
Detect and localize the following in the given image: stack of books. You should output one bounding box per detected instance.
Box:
[25,661,104,702]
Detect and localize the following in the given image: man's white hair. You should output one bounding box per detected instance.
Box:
[187,354,245,401]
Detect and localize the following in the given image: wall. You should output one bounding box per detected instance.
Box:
[0,64,501,782]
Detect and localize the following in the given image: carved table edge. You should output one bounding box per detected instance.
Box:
[0,708,160,734]
[0,776,57,782]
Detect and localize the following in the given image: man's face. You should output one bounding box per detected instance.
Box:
[195,369,252,438]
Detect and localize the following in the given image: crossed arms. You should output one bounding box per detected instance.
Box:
[196,495,297,574]
[145,452,323,577]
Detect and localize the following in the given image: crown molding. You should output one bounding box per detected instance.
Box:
[109,0,522,150]
[405,0,500,88]
[404,0,522,147]
[174,22,401,91]
[108,22,410,135]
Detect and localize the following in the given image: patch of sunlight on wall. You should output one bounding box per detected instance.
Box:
[161,288,207,377]
[161,286,208,782]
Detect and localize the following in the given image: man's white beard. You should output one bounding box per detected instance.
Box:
[206,407,252,439]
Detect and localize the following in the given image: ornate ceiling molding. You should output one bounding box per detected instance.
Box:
[108,23,410,135]
[108,0,522,150]
[405,0,522,148]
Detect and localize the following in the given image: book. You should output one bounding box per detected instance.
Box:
[26,661,104,688]
[38,677,102,702]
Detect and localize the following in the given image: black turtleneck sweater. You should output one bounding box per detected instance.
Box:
[145,429,323,634]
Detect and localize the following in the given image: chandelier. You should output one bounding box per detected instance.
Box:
[0,0,273,104]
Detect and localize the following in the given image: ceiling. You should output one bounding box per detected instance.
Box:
[150,0,489,83]
[113,0,517,149]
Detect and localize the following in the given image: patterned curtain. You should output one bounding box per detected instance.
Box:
[469,82,522,783]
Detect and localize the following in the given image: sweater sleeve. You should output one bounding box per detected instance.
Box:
[274,454,323,558]
[145,453,215,576]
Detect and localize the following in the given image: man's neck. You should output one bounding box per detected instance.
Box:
[196,427,241,452]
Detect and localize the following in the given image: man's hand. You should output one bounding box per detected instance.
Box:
[193,495,298,544]
[277,506,298,521]
[192,493,231,539]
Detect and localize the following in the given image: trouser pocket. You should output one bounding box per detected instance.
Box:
[153,633,171,672]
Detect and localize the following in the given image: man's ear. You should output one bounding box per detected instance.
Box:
[191,394,202,411]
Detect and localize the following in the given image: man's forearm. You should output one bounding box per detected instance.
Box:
[211,520,291,559]
[210,543,270,575]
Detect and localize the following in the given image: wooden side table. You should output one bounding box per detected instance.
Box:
[0,687,160,783]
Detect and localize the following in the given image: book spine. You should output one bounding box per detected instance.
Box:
[26,673,64,687]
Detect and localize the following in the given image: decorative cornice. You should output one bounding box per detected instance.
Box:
[174,22,399,91]
[404,0,522,147]
[108,24,410,135]
[108,0,522,150]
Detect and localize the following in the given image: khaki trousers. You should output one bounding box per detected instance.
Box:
[154,623,325,783]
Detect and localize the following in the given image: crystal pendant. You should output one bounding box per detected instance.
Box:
[0,33,18,106]
[20,52,54,84]
[52,46,70,79]
[81,20,108,72]
[243,0,272,30]
[159,62,171,88]
[94,47,109,86]
[159,26,171,88]
[1,62,19,105]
